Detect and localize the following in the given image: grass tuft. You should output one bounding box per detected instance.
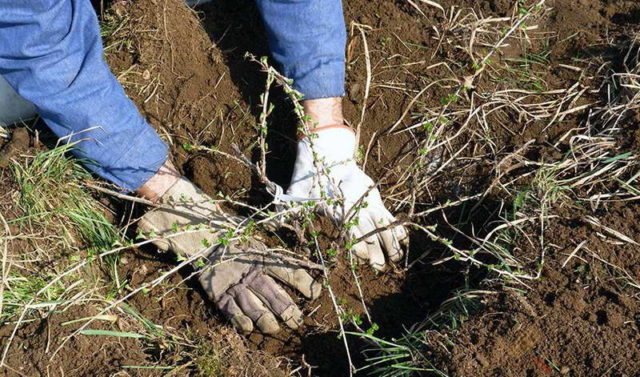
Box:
[1,143,122,326]
[193,342,226,377]
[12,143,120,253]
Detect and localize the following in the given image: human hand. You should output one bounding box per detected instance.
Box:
[199,240,321,334]
[286,127,409,271]
[139,177,321,334]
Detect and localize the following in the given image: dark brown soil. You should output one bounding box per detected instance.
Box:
[446,202,640,376]
[0,128,30,168]
[100,1,482,374]
[2,0,640,376]
[0,196,291,377]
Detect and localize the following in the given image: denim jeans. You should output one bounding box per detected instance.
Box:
[0,0,346,192]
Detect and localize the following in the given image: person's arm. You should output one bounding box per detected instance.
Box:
[255,0,408,270]
[254,0,346,106]
[0,0,168,192]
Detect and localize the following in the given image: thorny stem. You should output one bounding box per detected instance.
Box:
[257,61,275,179]
[308,221,355,376]
[247,53,361,374]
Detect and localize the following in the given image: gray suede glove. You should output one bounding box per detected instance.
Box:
[199,240,321,334]
[139,177,321,334]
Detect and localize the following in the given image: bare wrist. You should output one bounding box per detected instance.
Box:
[136,160,181,202]
[302,97,344,130]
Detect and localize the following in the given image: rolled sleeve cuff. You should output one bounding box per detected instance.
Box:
[83,124,168,192]
[291,59,346,100]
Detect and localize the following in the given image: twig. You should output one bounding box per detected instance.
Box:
[0,212,10,328]
[562,240,587,268]
[352,23,373,146]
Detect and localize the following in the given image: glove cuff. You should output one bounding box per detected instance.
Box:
[287,127,358,196]
[298,126,357,163]
[297,123,355,140]
[138,177,233,256]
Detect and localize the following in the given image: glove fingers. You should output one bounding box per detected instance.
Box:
[379,227,403,263]
[264,263,322,300]
[249,274,304,330]
[216,294,254,333]
[228,284,280,334]
[348,227,370,264]
[358,216,386,271]
[394,221,410,247]
[372,210,404,263]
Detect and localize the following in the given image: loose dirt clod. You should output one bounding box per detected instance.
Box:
[0,128,29,168]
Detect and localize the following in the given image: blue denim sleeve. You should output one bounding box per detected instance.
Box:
[0,0,168,192]
[254,0,347,100]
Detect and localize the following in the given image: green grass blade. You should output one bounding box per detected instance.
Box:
[79,329,146,339]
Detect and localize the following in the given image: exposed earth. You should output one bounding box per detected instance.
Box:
[1,0,640,376]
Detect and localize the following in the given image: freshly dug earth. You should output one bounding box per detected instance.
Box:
[0,139,291,377]
[100,0,640,375]
[446,202,640,376]
[1,0,640,376]
[101,0,482,373]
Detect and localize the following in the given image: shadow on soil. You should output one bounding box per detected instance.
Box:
[299,197,503,376]
[199,0,300,192]
[101,1,505,375]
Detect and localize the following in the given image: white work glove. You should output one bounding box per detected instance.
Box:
[286,127,409,271]
[139,177,321,334]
